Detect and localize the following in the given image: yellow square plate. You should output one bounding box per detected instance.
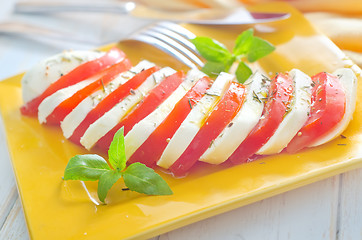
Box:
[1,2,362,240]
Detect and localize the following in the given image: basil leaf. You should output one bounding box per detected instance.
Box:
[97,170,122,203]
[64,154,111,181]
[246,36,275,62]
[202,61,227,76]
[235,62,253,84]
[233,28,254,56]
[191,37,231,62]
[108,127,126,172]
[123,162,173,195]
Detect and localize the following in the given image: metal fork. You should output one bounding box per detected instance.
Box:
[0,21,98,45]
[126,21,204,69]
[0,20,204,69]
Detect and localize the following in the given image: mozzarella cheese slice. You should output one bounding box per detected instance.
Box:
[38,78,96,124]
[157,72,233,169]
[124,69,206,160]
[81,67,177,150]
[200,72,269,164]
[257,69,312,155]
[61,60,155,139]
[22,50,103,103]
[309,68,357,147]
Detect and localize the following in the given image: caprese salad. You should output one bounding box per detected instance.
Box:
[20,47,358,176]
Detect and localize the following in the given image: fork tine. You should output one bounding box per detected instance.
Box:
[126,22,204,69]
[129,33,200,69]
[149,25,201,60]
[152,22,204,64]
[156,22,197,40]
[141,29,204,68]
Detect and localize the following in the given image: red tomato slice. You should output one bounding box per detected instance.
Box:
[96,71,185,151]
[68,66,160,145]
[169,82,246,176]
[127,76,212,167]
[45,59,132,125]
[228,73,293,165]
[20,47,127,117]
[286,72,346,153]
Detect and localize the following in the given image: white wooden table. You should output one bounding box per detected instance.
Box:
[0,1,361,239]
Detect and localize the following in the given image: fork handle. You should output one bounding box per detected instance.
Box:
[15,1,136,14]
[0,22,98,44]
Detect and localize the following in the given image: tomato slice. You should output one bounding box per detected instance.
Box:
[45,59,132,125]
[228,73,294,165]
[169,82,246,176]
[20,47,127,116]
[68,66,160,145]
[96,71,185,151]
[127,76,212,167]
[286,72,346,153]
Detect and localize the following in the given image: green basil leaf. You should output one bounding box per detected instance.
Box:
[235,62,253,84]
[201,61,227,76]
[246,36,275,62]
[64,154,111,181]
[97,170,122,203]
[108,127,126,172]
[191,37,231,62]
[201,56,235,76]
[233,28,254,56]
[123,162,173,196]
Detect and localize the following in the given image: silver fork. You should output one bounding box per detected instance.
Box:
[0,20,204,69]
[0,21,98,45]
[126,21,204,69]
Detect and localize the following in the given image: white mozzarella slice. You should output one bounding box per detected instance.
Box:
[38,78,95,124]
[124,69,206,159]
[61,97,94,138]
[22,50,103,103]
[61,60,155,139]
[80,67,178,150]
[200,72,269,164]
[309,68,357,147]
[157,72,233,169]
[257,69,312,155]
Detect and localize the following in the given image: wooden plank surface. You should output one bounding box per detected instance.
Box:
[0,199,28,240]
[338,169,362,239]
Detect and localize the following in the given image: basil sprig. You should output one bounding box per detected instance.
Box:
[63,127,173,204]
[191,29,275,83]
